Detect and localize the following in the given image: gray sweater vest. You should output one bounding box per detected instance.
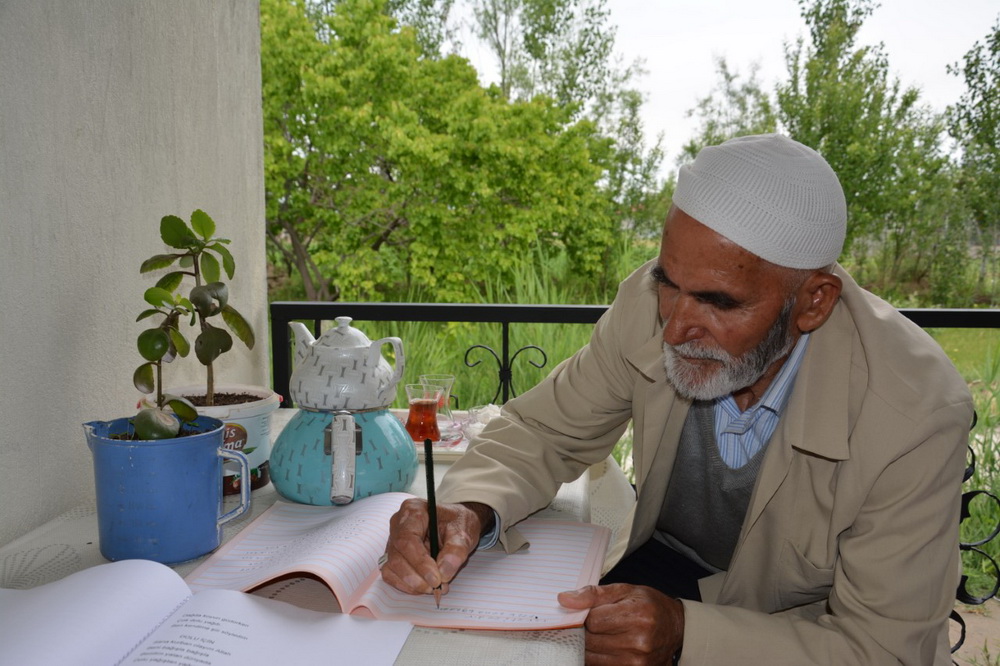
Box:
[655,400,767,572]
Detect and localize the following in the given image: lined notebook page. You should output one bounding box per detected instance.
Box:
[356,520,610,629]
[185,493,611,630]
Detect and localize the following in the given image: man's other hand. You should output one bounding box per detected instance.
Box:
[381,498,489,596]
[558,583,684,665]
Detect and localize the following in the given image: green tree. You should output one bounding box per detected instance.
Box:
[471,0,614,110]
[948,17,1000,290]
[776,0,960,293]
[468,0,665,249]
[679,58,778,165]
[261,0,613,302]
[385,0,458,55]
[596,86,668,240]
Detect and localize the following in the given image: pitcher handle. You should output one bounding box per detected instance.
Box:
[372,336,405,387]
[218,449,251,526]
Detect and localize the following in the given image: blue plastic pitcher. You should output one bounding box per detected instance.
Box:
[83,415,250,564]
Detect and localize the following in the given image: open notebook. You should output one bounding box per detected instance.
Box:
[185,492,610,630]
[0,559,411,666]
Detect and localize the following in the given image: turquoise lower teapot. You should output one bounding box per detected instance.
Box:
[270,408,417,506]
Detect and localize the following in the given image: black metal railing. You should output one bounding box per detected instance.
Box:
[270,302,607,406]
[269,301,1000,408]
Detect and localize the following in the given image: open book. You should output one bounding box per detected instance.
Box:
[186,492,611,630]
[0,558,411,666]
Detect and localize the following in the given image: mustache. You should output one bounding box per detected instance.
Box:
[665,341,732,363]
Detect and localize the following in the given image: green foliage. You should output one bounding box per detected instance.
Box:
[948,18,1000,294]
[262,0,616,303]
[137,210,255,410]
[931,329,1000,579]
[473,0,615,112]
[664,0,999,306]
[383,0,457,55]
[778,0,960,282]
[467,0,666,247]
[131,286,199,440]
[328,240,649,410]
[680,58,778,165]
[957,342,1000,589]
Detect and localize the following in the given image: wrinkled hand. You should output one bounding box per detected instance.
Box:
[381,498,489,597]
[558,583,684,665]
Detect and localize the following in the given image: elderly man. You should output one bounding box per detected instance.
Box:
[382,134,973,664]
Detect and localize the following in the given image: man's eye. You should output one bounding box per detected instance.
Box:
[700,296,739,310]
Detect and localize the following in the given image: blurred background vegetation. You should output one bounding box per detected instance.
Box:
[260,0,1000,573]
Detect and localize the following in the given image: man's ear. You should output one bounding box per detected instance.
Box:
[795,271,842,333]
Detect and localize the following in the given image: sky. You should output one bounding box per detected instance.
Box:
[462,0,999,177]
[607,0,1000,171]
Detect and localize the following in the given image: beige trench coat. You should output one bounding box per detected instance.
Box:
[438,262,974,665]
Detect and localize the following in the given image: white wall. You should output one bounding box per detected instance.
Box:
[0,1,268,545]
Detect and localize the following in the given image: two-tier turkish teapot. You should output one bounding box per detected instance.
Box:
[270,317,418,505]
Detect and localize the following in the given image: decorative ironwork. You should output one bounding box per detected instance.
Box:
[465,344,548,404]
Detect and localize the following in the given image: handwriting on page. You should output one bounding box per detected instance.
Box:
[358,520,607,629]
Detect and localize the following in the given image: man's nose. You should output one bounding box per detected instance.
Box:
[662,296,705,346]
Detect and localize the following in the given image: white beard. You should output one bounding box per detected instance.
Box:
[662,300,796,401]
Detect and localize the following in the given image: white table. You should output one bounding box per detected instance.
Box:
[0,409,636,665]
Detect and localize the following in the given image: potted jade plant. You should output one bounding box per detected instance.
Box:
[82,283,250,564]
[138,209,280,495]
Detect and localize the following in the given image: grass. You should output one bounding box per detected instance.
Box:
[932,329,1000,378]
[954,339,1000,584]
[968,642,1000,666]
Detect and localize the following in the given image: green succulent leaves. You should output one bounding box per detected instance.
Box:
[132,395,198,440]
[195,323,233,365]
[137,328,170,361]
[133,407,181,440]
[189,282,228,318]
[140,210,235,280]
[190,208,216,239]
[133,363,156,395]
[162,394,199,422]
[160,214,200,250]
[221,304,255,349]
[131,209,256,438]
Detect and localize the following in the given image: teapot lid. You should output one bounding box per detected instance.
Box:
[316,316,372,349]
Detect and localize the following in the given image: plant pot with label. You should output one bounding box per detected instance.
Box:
[171,384,281,495]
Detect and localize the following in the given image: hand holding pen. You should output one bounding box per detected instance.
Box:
[380,467,496,601]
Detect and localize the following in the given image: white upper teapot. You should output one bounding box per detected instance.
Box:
[288,317,405,411]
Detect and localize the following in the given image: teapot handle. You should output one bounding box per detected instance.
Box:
[371,337,405,387]
[328,412,358,505]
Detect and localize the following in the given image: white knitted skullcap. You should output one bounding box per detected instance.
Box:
[672,134,846,269]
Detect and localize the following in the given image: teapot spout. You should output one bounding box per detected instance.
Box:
[289,322,316,366]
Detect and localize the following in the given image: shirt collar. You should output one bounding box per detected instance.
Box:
[720,333,811,416]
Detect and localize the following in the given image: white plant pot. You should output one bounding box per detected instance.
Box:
[170,384,281,495]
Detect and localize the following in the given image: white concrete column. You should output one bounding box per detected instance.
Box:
[0,0,267,544]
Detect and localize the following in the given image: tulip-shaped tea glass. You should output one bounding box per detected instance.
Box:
[419,374,461,443]
[405,384,443,442]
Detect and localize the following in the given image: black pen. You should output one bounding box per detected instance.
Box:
[424,438,442,608]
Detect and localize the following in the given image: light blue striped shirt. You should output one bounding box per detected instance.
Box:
[713,333,810,468]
